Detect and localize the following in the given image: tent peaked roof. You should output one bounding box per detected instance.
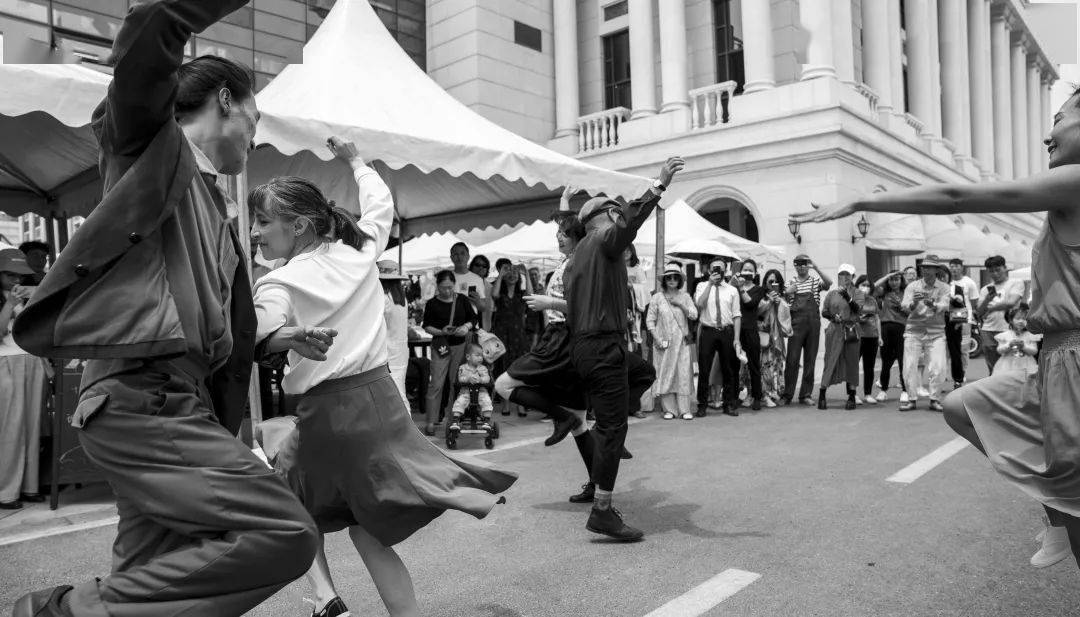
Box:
[252,0,651,235]
[634,200,784,264]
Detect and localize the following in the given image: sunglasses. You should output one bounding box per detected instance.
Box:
[793,261,809,267]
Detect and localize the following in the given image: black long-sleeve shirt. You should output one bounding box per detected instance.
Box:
[564,189,661,335]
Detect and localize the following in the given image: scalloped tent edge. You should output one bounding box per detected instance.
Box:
[250,0,652,238]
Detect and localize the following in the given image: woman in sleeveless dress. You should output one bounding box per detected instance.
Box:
[791,88,1080,569]
[250,138,516,617]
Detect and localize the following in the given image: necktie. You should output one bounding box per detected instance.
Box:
[714,284,722,327]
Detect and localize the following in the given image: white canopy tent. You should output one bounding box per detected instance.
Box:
[249,0,652,239]
[472,220,562,263]
[0,63,109,220]
[634,200,784,266]
[379,232,475,274]
[862,213,927,254]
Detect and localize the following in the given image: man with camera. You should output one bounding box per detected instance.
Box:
[695,258,743,416]
[976,255,1025,373]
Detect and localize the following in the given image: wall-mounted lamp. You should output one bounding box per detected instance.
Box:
[787,218,801,244]
[851,214,870,244]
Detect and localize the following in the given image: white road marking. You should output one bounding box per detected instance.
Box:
[0,515,119,548]
[643,569,761,617]
[469,416,650,457]
[887,437,970,484]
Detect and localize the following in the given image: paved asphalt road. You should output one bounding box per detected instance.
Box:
[4,374,1080,616]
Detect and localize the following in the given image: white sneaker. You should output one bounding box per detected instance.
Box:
[863,395,877,405]
[1031,525,1072,568]
[763,397,777,408]
[875,391,889,402]
[899,391,910,403]
[917,387,931,399]
[852,395,864,405]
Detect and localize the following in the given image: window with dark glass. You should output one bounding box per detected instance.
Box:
[712,0,744,93]
[370,0,426,69]
[602,29,631,110]
[514,21,541,52]
[603,1,628,21]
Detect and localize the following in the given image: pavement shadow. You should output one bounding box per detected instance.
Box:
[534,477,759,540]
[473,603,525,617]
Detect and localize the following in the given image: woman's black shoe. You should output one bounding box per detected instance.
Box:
[569,482,595,503]
[544,416,581,447]
[312,596,349,617]
[817,395,827,410]
[620,446,633,459]
[0,500,22,510]
[19,493,45,503]
[844,398,856,410]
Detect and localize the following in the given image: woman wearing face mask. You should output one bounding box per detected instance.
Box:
[735,259,769,410]
[646,263,698,420]
[249,137,516,617]
[853,275,882,405]
[491,258,533,417]
[819,265,864,410]
[758,269,792,408]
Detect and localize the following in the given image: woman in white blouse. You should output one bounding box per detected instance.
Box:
[250,137,516,617]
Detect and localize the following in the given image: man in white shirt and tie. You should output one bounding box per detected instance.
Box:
[695,259,743,417]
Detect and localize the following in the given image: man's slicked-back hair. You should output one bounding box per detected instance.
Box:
[176,55,255,121]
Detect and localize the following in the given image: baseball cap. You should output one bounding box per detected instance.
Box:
[579,196,622,223]
[0,248,34,275]
[837,263,856,276]
[377,260,407,280]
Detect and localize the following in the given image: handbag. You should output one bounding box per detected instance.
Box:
[843,323,860,343]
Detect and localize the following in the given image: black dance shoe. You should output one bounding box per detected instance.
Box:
[586,507,644,541]
[569,482,595,503]
[544,415,582,447]
[12,585,72,617]
[620,446,633,460]
[312,596,349,617]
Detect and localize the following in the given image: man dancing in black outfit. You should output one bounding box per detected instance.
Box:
[564,157,684,541]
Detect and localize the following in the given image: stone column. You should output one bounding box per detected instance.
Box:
[888,0,905,115]
[552,0,580,137]
[1010,35,1029,177]
[832,0,855,84]
[940,0,972,157]
[862,0,893,112]
[928,0,943,137]
[658,0,690,111]
[967,0,994,176]
[904,0,934,133]
[990,14,1013,179]
[628,0,657,118]
[740,0,775,93]
[800,0,836,80]
[1027,61,1043,176]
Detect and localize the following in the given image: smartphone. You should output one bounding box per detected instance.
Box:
[468,285,477,294]
[987,285,997,295]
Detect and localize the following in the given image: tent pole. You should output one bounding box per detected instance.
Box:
[234,170,263,438]
[654,207,665,294]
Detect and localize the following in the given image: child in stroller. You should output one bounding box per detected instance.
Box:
[447,343,498,449]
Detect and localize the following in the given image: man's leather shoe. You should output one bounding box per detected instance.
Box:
[586,507,644,541]
[544,415,581,447]
[19,493,45,503]
[569,482,595,503]
[695,406,708,418]
[750,398,762,411]
[12,585,73,617]
[722,405,738,417]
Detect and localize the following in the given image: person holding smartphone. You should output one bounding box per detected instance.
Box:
[976,255,1025,373]
[735,259,769,410]
[422,270,479,435]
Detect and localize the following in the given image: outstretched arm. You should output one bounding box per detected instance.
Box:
[327,137,394,251]
[791,166,1080,224]
[600,157,685,256]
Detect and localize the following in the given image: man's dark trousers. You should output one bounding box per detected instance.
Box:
[570,333,655,492]
[945,320,966,383]
[65,362,319,617]
[697,325,738,407]
[739,327,763,401]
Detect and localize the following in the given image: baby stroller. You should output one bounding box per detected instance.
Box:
[446,379,499,450]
